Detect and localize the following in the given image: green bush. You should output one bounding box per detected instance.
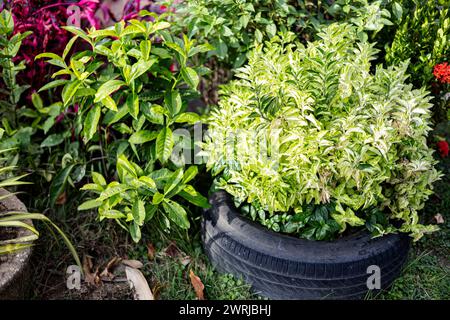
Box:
[203,23,440,241]
[386,0,449,87]
[175,0,314,69]
[385,0,450,122]
[175,0,396,69]
[38,13,210,242]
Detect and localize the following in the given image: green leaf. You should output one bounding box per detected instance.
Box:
[100,209,126,219]
[255,29,263,43]
[117,154,138,179]
[152,192,165,205]
[80,183,103,192]
[162,199,190,229]
[156,127,174,163]
[35,52,64,62]
[126,93,139,120]
[182,166,198,184]
[164,90,182,117]
[188,44,214,57]
[266,23,277,38]
[0,174,31,189]
[89,29,117,38]
[180,67,199,89]
[139,176,157,190]
[132,199,146,226]
[140,40,152,60]
[97,184,130,201]
[82,105,101,144]
[164,168,183,196]
[0,10,14,34]
[38,79,69,92]
[0,212,81,268]
[78,199,102,211]
[165,42,186,60]
[129,222,141,243]
[63,36,79,60]
[174,112,200,124]
[62,80,82,106]
[152,21,171,32]
[129,59,155,83]
[101,96,118,112]
[392,2,403,20]
[41,133,65,148]
[145,205,157,222]
[62,26,92,45]
[129,130,158,144]
[49,165,75,206]
[92,172,107,187]
[31,92,43,110]
[178,185,210,208]
[94,80,125,103]
[121,24,145,37]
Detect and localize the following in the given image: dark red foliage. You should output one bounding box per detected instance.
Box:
[437,140,449,158]
[5,0,71,91]
[1,0,161,97]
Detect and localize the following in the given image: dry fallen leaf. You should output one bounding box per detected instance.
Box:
[55,191,67,205]
[83,255,100,286]
[100,257,122,280]
[434,213,445,224]
[147,243,156,260]
[189,269,205,300]
[125,266,154,300]
[122,259,144,269]
[164,241,180,258]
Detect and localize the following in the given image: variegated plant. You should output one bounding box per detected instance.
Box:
[203,23,441,241]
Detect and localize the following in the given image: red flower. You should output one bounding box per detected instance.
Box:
[437,140,449,158]
[159,5,167,12]
[433,62,450,84]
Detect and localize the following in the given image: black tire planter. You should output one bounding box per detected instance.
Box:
[202,191,411,300]
[0,189,33,299]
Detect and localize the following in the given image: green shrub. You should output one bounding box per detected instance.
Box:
[203,23,441,241]
[37,13,210,242]
[175,0,314,69]
[385,0,450,121]
[0,10,35,172]
[0,9,74,206]
[386,0,449,87]
[175,0,396,69]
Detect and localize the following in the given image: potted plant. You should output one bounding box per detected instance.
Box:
[201,24,441,299]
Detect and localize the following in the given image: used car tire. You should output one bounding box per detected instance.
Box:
[202,191,410,300]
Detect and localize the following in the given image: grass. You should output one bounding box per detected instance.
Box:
[127,228,256,300]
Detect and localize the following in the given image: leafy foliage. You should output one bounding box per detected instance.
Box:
[1,0,163,91]
[174,0,398,69]
[0,140,80,267]
[39,13,210,242]
[385,0,450,122]
[0,9,38,175]
[386,0,449,87]
[0,9,79,209]
[204,23,441,241]
[175,0,311,68]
